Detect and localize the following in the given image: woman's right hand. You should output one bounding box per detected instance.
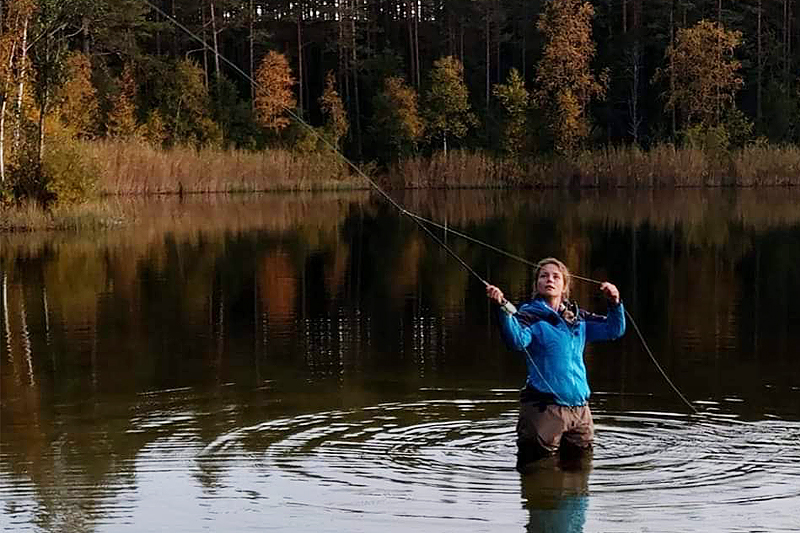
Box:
[486,284,505,304]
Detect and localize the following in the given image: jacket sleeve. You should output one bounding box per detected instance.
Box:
[584,301,626,342]
[498,308,533,351]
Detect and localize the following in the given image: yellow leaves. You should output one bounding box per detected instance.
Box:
[319,71,348,149]
[107,63,137,139]
[661,20,744,128]
[254,51,296,132]
[57,52,98,139]
[534,0,604,152]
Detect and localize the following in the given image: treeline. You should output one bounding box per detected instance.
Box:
[1,0,800,204]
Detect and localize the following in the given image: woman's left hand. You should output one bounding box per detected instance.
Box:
[599,282,620,305]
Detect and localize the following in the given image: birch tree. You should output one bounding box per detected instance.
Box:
[659,20,744,129]
[423,56,476,153]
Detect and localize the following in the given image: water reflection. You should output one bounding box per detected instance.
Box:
[520,455,591,533]
[2,189,800,532]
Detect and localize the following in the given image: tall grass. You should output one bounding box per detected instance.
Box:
[81,140,800,194]
[390,145,800,188]
[85,140,370,194]
[0,200,126,232]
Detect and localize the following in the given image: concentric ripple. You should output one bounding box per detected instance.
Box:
[194,391,800,532]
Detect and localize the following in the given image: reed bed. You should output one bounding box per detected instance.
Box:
[0,201,126,232]
[390,145,800,188]
[86,140,370,194]
[84,140,800,194]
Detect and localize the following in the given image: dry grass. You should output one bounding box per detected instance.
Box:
[0,201,126,232]
[85,140,370,194]
[389,145,800,188]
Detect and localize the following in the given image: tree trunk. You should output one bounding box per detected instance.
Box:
[670,0,676,137]
[623,0,627,33]
[172,0,177,57]
[785,0,789,84]
[297,3,304,117]
[82,16,90,55]
[1,98,7,183]
[407,2,416,87]
[13,17,28,153]
[201,3,209,89]
[210,1,220,81]
[485,7,490,105]
[414,2,420,92]
[522,1,527,80]
[0,41,15,184]
[495,0,500,87]
[37,88,48,166]
[757,0,762,125]
[249,0,254,106]
[352,2,362,157]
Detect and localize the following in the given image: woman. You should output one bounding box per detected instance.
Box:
[486,257,625,472]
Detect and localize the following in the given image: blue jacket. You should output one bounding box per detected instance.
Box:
[499,297,626,406]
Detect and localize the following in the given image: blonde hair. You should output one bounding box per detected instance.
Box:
[534,257,571,300]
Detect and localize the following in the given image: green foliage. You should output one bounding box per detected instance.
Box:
[371,76,424,162]
[153,59,222,148]
[683,124,730,153]
[423,56,477,153]
[493,68,529,156]
[209,75,261,149]
[7,133,98,206]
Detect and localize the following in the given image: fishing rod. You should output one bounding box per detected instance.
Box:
[141,0,698,415]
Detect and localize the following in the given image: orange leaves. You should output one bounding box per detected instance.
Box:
[254,51,296,133]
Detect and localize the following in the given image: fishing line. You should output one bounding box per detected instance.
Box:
[142,0,490,288]
[407,213,698,413]
[143,0,697,414]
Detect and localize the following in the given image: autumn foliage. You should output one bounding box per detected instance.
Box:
[371,76,423,160]
[319,71,349,149]
[660,20,744,129]
[254,51,296,133]
[107,63,138,139]
[533,0,607,153]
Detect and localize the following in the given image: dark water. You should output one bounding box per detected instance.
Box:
[2,189,799,532]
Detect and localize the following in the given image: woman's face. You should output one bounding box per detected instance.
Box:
[536,263,565,300]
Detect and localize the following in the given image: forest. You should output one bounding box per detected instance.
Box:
[2,0,800,206]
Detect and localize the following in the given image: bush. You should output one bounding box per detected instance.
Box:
[7,137,99,206]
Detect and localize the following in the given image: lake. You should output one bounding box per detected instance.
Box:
[2,189,799,532]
